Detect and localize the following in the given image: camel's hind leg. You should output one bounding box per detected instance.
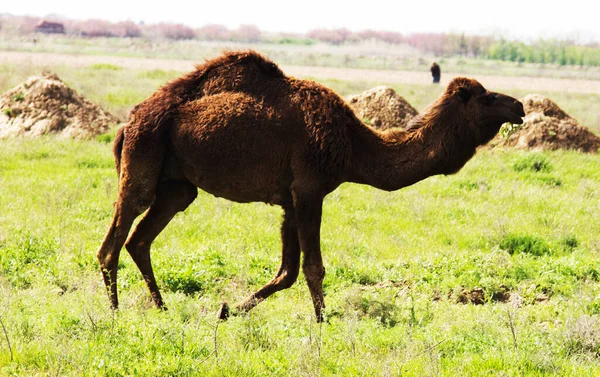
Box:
[293,191,326,322]
[97,137,164,309]
[219,202,301,319]
[125,180,197,308]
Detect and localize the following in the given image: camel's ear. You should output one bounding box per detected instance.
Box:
[456,87,471,103]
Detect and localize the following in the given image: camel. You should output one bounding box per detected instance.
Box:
[97,50,524,321]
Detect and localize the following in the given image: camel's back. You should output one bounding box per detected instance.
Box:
[182,51,358,178]
[131,51,362,195]
[194,51,289,99]
[127,51,289,133]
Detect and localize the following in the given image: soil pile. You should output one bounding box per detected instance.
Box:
[0,73,119,139]
[497,94,600,153]
[347,86,418,130]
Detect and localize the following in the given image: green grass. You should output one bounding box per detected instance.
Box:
[89,63,123,71]
[0,137,599,376]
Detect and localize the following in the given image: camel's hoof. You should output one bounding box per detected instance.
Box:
[217,302,230,321]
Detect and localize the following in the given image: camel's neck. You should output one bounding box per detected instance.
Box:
[346,113,478,191]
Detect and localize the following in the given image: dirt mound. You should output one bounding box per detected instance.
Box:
[347,86,418,130]
[0,73,119,139]
[496,94,600,153]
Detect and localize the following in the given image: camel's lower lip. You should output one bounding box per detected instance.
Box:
[509,114,524,125]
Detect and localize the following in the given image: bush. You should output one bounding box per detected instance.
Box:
[343,289,400,327]
[114,21,142,38]
[234,24,261,43]
[89,63,122,71]
[153,23,196,40]
[560,235,578,252]
[563,315,600,356]
[196,24,231,41]
[161,268,205,295]
[512,154,553,173]
[499,234,551,256]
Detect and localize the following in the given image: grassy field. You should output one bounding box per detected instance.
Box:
[0,54,600,376]
[3,34,600,81]
[1,139,600,376]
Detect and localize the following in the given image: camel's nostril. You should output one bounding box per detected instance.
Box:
[515,101,525,116]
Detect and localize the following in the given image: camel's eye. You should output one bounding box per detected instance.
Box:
[482,93,498,106]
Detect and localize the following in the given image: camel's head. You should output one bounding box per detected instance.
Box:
[445,77,525,144]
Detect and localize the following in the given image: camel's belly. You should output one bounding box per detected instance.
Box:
[175,155,292,205]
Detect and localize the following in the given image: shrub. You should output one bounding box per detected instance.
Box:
[234,24,261,42]
[161,269,205,295]
[154,23,196,40]
[114,21,142,38]
[343,289,400,327]
[307,28,352,45]
[76,19,116,37]
[89,63,122,71]
[560,235,578,252]
[563,315,600,356]
[196,24,231,41]
[512,154,553,173]
[499,122,523,138]
[499,234,551,256]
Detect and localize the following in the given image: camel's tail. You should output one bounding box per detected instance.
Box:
[113,126,125,177]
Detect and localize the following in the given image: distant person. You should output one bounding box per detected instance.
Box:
[430,62,441,83]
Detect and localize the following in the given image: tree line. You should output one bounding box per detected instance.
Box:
[1,15,599,66]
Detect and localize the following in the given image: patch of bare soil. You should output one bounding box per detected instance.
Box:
[455,287,487,305]
[0,72,119,139]
[452,285,549,307]
[347,86,418,130]
[495,94,600,153]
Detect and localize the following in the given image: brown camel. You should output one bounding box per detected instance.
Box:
[97,50,524,321]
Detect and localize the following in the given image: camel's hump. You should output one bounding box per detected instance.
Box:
[195,50,284,78]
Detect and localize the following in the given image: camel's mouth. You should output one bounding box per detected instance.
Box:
[507,112,525,125]
[505,100,525,125]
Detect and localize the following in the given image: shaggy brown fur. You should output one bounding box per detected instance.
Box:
[97,50,524,321]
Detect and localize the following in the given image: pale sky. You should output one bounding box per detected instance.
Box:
[3,0,600,42]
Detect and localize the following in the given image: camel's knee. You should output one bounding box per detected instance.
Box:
[97,239,119,269]
[157,182,197,212]
[96,250,108,268]
[175,187,197,212]
[129,197,154,215]
[117,184,156,216]
[124,238,148,257]
[97,252,118,276]
[303,263,325,284]
[278,269,299,289]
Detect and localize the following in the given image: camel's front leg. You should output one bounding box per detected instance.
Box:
[218,204,301,319]
[293,191,326,322]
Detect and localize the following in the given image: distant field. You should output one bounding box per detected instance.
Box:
[2,50,600,94]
